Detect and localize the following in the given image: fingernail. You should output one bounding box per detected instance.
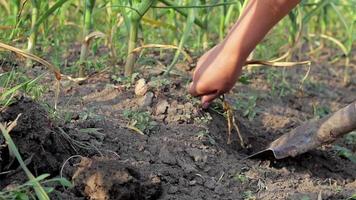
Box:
[202,102,210,109]
[188,83,192,90]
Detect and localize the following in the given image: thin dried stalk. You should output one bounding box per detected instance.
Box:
[244,60,311,67]
[0,42,61,80]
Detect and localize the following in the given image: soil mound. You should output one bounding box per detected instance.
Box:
[0,97,74,187]
[72,157,162,200]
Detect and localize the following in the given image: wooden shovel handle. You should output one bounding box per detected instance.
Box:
[317,101,356,143]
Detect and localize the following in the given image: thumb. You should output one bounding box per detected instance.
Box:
[201,92,220,109]
[188,82,198,96]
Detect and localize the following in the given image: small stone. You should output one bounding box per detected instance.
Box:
[189,180,197,186]
[171,100,178,107]
[89,139,102,147]
[280,167,290,175]
[177,110,184,115]
[180,188,190,194]
[158,145,176,165]
[171,116,178,121]
[194,177,204,185]
[138,145,145,151]
[203,166,211,172]
[156,114,166,121]
[204,179,216,190]
[184,102,194,110]
[150,175,161,184]
[214,183,224,194]
[191,187,203,198]
[86,130,105,141]
[176,158,197,173]
[135,78,148,96]
[75,132,91,141]
[178,178,187,186]
[167,101,178,115]
[177,104,185,110]
[137,92,154,107]
[168,186,178,194]
[156,100,169,115]
[186,148,207,163]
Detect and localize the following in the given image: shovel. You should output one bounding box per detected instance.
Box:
[247,101,356,159]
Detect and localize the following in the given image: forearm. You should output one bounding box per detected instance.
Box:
[223,0,300,63]
[188,0,301,105]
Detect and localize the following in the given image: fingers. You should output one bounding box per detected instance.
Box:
[188,82,201,97]
[201,92,220,109]
[188,82,198,96]
[188,81,216,97]
[189,82,221,108]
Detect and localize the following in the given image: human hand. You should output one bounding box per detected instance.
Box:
[188,43,243,108]
[188,0,300,109]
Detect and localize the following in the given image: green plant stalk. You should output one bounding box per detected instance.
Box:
[200,0,208,49]
[224,3,234,27]
[59,2,68,26]
[0,76,41,108]
[124,0,156,77]
[221,2,235,42]
[219,0,227,41]
[9,0,22,40]
[35,0,70,30]
[302,0,329,25]
[10,0,20,25]
[329,2,354,85]
[288,10,298,45]
[79,0,95,77]
[106,1,113,37]
[42,1,50,37]
[0,0,10,14]
[202,26,208,49]
[0,122,49,200]
[0,174,62,199]
[343,19,355,85]
[158,0,205,29]
[238,0,248,18]
[106,0,120,72]
[124,19,139,76]
[169,9,179,45]
[26,0,41,67]
[164,2,195,76]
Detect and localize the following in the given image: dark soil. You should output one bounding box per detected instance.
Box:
[0,97,75,187]
[0,49,355,199]
[71,157,162,200]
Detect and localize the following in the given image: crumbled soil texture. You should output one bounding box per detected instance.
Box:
[0,97,75,187]
[71,156,162,200]
[1,49,356,199]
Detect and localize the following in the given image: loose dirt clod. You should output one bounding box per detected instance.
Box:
[137,91,154,108]
[0,97,74,187]
[135,78,148,97]
[72,157,162,200]
[156,100,169,115]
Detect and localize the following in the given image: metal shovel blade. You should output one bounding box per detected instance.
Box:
[247,121,322,159]
[247,101,356,160]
